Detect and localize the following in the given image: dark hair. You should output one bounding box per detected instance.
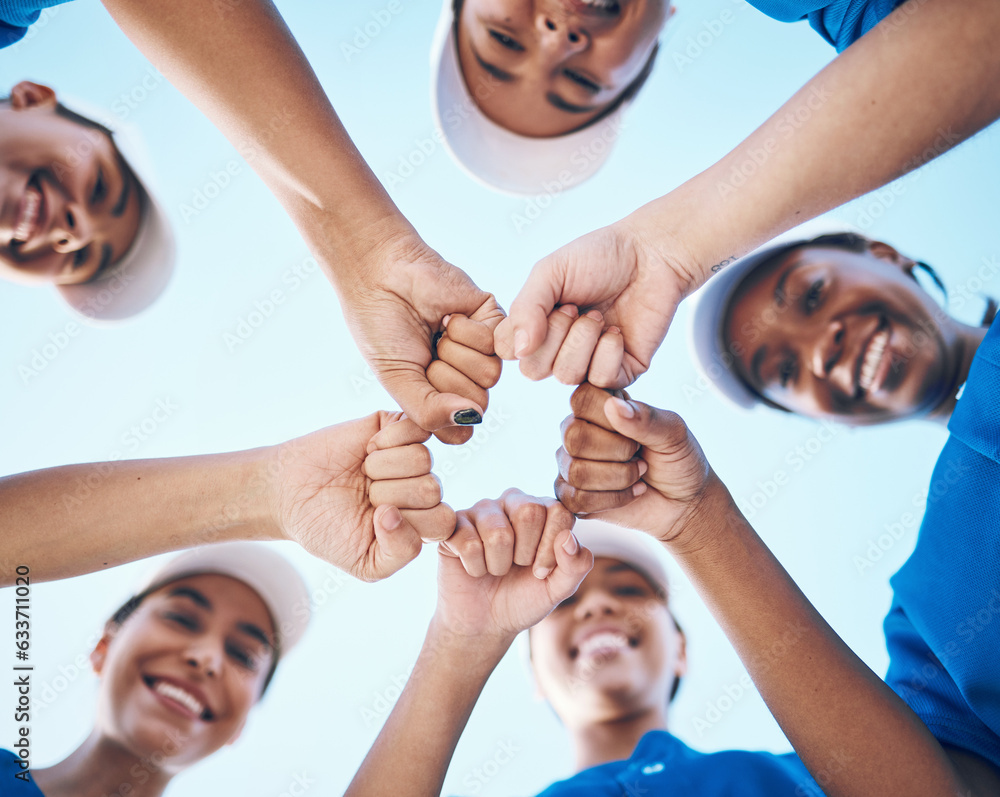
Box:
[107,585,280,696]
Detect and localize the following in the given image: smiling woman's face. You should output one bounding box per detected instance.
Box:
[0,82,143,287]
[723,244,962,425]
[91,574,276,770]
[457,0,668,137]
[530,558,684,727]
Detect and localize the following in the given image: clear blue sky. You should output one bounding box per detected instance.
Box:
[2,0,999,793]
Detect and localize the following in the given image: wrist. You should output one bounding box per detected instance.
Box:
[657,474,744,555]
[425,615,515,666]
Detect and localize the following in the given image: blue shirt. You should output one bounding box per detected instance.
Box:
[0,0,70,48]
[884,315,1000,772]
[747,0,906,51]
[533,731,823,796]
[0,749,45,795]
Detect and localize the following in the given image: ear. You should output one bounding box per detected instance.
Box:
[90,632,113,676]
[10,81,58,111]
[865,240,915,272]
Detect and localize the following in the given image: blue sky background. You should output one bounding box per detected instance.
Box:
[2,0,1000,793]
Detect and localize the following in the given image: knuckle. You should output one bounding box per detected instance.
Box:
[418,476,443,506]
[512,501,547,529]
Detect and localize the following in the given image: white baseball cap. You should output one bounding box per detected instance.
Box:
[134,542,312,656]
[688,220,864,409]
[53,98,176,325]
[431,0,637,196]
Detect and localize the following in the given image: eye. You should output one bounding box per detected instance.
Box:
[91,167,108,205]
[778,355,797,388]
[489,29,524,51]
[226,643,261,671]
[165,612,198,630]
[803,279,825,313]
[563,69,600,93]
[72,245,92,270]
[614,585,646,597]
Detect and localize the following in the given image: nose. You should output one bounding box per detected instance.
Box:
[809,319,846,380]
[49,200,94,254]
[536,14,589,58]
[573,587,620,621]
[184,644,222,678]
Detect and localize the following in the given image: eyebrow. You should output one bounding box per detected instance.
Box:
[546,92,598,114]
[751,345,768,387]
[473,48,515,82]
[237,622,274,650]
[97,243,113,273]
[112,166,131,218]
[773,257,804,308]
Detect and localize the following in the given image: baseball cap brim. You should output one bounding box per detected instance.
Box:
[431,0,628,196]
[134,542,311,656]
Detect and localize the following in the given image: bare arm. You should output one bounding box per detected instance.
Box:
[555,385,994,797]
[1,413,455,586]
[347,493,591,797]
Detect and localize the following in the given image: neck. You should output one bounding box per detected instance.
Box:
[927,322,989,424]
[32,730,174,797]
[570,706,668,772]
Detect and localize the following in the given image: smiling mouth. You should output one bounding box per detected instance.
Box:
[569,0,623,16]
[143,676,214,721]
[854,317,891,398]
[571,631,636,661]
[12,174,44,248]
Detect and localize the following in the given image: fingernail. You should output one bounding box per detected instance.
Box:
[453,409,483,425]
[442,314,453,328]
[562,532,579,555]
[557,304,579,318]
[534,566,552,580]
[381,506,402,530]
[607,326,621,335]
[637,459,648,477]
[585,309,603,322]
[611,397,635,419]
[632,482,647,497]
[514,329,530,358]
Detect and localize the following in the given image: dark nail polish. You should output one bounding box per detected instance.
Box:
[453,409,483,426]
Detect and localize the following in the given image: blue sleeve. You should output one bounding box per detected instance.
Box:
[746,0,907,51]
[884,318,1000,771]
[0,749,45,795]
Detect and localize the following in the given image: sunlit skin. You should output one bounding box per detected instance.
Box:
[457,0,668,137]
[529,557,686,769]
[0,81,142,288]
[723,244,988,426]
[32,575,275,797]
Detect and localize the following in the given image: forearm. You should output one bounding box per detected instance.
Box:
[662,480,970,797]
[627,0,1000,290]
[99,0,416,287]
[0,448,277,585]
[346,618,511,797]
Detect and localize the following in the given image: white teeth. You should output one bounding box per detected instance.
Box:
[578,0,619,8]
[577,632,629,659]
[153,681,205,717]
[13,184,41,243]
[859,329,889,392]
